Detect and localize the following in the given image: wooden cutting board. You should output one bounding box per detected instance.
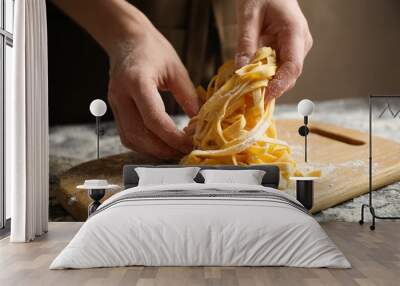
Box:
[56,119,400,221]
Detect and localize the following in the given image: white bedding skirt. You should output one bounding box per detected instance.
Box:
[50,183,350,269]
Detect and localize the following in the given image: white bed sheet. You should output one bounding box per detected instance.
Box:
[50,183,350,269]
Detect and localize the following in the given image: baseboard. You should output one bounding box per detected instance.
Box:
[0,218,11,239]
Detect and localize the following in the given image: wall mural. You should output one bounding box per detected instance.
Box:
[47,1,400,228]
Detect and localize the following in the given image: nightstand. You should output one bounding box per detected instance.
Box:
[77,180,119,216]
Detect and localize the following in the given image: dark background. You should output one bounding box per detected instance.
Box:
[46,0,220,126]
[47,2,112,125]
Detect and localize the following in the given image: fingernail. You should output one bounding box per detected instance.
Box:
[267,79,286,99]
[184,97,200,117]
[191,98,201,116]
[181,136,194,154]
[172,152,184,161]
[235,54,250,68]
[182,144,193,154]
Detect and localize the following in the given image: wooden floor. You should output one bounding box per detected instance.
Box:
[0,222,399,286]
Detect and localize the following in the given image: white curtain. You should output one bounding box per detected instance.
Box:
[7,0,49,242]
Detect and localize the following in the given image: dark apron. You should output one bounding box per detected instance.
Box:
[129,0,238,112]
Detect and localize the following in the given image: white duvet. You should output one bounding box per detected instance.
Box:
[50,183,350,269]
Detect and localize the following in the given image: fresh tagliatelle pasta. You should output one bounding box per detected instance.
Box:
[180,47,298,182]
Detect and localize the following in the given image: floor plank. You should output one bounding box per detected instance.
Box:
[0,222,399,286]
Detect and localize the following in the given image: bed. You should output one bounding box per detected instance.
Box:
[50,165,350,269]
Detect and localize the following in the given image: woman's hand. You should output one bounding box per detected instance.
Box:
[236,0,313,100]
[53,0,199,159]
[107,23,199,159]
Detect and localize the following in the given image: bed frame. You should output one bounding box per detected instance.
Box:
[122,165,280,189]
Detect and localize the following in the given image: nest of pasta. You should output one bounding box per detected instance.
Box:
[181,47,296,181]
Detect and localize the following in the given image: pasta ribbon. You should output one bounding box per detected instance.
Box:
[181,47,316,183]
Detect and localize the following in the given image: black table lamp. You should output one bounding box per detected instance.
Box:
[297,99,315,163]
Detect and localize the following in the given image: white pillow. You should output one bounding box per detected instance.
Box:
[135,167,200,186]
[200,169,266,185]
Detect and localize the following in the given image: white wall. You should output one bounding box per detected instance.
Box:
[283,0,400,103]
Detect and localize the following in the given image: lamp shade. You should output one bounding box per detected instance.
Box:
[89,99,107,117]
[298,99,314,116]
